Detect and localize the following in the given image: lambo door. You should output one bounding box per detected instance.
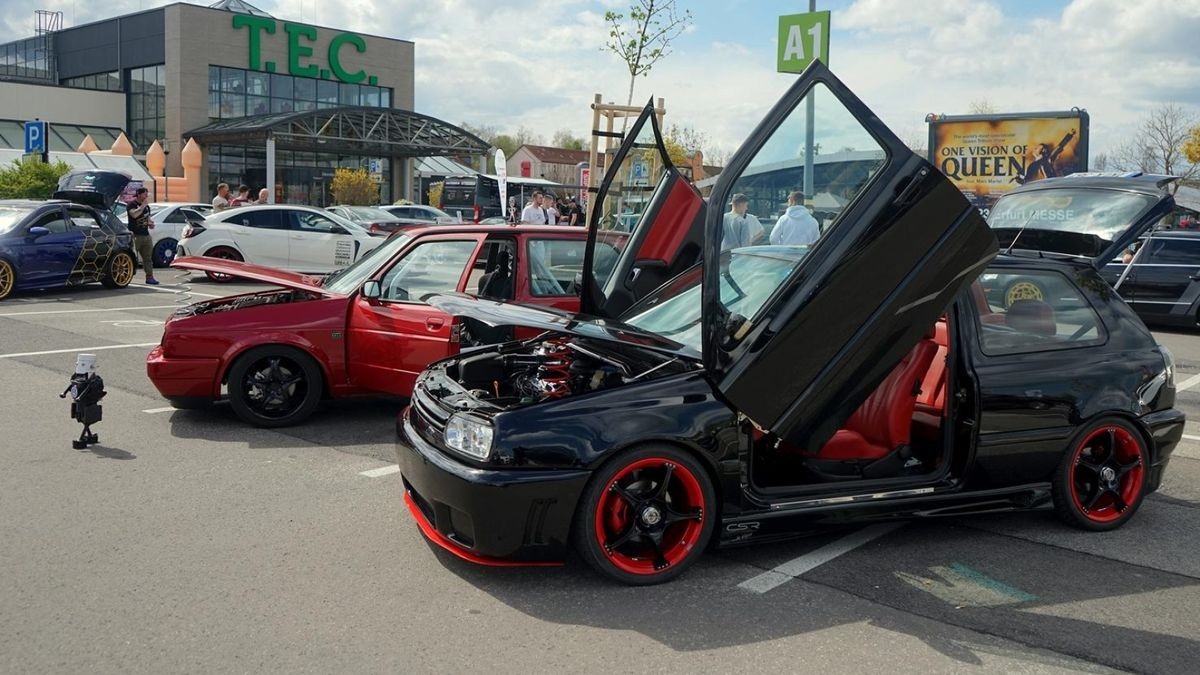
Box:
[580,102,706,318]
[346,233,485,395]
[703,61,998,449]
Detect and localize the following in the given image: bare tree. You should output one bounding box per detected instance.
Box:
[1091,152,1109,172]
[1111,103,1198,192]
[968,98,998,115]
[604,0,692,120]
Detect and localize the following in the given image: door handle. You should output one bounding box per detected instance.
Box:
[1189,274,1200,281]
[425,317,445,330]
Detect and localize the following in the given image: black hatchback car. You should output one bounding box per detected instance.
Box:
[395,63,1183,585]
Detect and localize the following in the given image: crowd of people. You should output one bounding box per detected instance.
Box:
[721,190,821,250]
[211,182,270,212]
[516,190,585,226]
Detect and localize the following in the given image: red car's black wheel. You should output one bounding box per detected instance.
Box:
[1053,420,1148,531]
[574,445,715,585]
[203,246,243,283]
[226,346,323,428]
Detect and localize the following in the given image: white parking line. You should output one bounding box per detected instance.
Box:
[738,522,905,594]
[1182,434,1200,442]
[359,464,400,478]
[0,305,177,317]
[142,407,177,414]
[0,342,159,359]
[1176,372,1200,393]
[128,282,223,299]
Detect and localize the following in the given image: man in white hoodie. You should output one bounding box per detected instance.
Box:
[770,190,820,246]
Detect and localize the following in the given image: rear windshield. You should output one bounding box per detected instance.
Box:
[988,188,1159,258]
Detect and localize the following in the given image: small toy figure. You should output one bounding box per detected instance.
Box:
[60,354,106,449]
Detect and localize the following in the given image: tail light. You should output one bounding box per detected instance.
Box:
[182,223,205,238]
[369,223,384,233]
[473,205,481,223]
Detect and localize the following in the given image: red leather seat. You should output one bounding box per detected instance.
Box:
[817,336,939,461]
[913,321,949,441]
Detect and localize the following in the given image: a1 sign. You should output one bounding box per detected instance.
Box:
[24,121,47,155]
[777,11,830,74]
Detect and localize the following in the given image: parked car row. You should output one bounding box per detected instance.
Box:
[140,63,1181,587]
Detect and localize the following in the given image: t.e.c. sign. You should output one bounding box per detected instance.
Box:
[777,11,830,74]
[233,15,379,85]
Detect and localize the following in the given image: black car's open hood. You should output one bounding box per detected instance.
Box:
[53,169,132,211]
[423,293,699,359]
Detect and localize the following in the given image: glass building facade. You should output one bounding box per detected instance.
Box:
[205,66,396,206]
[128,65,166,153]
[61,71,122,92]
[0,36,54,81]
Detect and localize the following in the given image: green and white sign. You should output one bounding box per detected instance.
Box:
[777,11,830,73]
[233,15,379,85]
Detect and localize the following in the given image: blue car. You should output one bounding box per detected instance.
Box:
[0,170,137,301]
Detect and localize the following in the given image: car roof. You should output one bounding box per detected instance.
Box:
[0,199,93,210]
[1005,172,1177,197]
[410,223,588,236]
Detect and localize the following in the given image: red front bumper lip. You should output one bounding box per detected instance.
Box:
[403,491,563,568]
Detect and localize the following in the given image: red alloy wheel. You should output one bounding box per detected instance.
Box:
[1067,426,1146,524]
[203,247,242,283]
[593,457,706,576]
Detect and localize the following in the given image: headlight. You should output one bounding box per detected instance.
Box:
[1161,345,1175,388]
[444,413,494,460]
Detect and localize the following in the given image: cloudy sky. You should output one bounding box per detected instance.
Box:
[3,0,1199,158]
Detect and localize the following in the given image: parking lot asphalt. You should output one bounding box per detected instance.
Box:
[2,275,1198,674]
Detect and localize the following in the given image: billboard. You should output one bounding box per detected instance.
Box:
[927,110,1089,216]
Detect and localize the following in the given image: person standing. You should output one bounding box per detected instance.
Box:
[721,193,765,251]
[543,193,560,225]
[521,191,550,225]
[229,184,251,207]
[770,190,820,246]
[125,187,158,285]
[565,196,584,226]
[255,188,270,205]
[212,183,231,212]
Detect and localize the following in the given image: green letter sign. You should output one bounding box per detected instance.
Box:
[233,15,275,70]
[284,23,320,78]
[328,33,367,83]
[777,11,830,73]
[234,17,376,85]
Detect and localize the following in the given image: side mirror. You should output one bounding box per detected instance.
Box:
[27,226,51,237]
[362,280,382,300]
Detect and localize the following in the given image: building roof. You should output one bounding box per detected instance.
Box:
[416,156,478,176]
[0,119,124,153]
[208,0,273,17]
[518,144,589,165]
[0,149,153,182]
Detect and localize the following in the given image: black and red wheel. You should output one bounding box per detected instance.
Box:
[1053,419,1148,531]
[573,445,715,585]
[202,246,243,283]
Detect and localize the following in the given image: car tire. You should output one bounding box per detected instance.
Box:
[226,346,323,428]
[0,258,16,300]
[152,238,178,268]
[573,444,716,585]
[1002,276,1045,308]
[100,250,136,289]
[203,246,243,283]
[1052,418,1149,531]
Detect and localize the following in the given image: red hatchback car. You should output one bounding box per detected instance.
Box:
[147,224,600,426]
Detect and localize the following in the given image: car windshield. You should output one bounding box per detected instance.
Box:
[988,188,1159,258]
[323,210,370,234]
[322,232,412,294]
[342,206,397,222]
[0,206,34,233]
[622,245,808,352]
[419,206,453,220]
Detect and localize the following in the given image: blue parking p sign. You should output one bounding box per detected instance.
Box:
[24,121,47,154]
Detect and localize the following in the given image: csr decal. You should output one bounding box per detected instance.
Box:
[233,16,379,86]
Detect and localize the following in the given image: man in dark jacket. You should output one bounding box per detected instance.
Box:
[125,187,158,285]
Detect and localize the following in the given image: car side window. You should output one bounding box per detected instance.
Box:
[527,238,592,296]
[163,208,189,224]
[32,210,72,234]
[66,207,101,230]
[972,270,1105,356]
[228,210,282,229]
[179,208,205,223]
[378,240,478,302]
[1145,237,1200,265]
[292,211,343,234]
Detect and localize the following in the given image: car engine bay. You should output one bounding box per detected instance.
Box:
[173,289,318,317]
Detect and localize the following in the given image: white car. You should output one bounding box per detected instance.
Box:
[381,204,458,225]
[114,202,212,267]
[176,205,386,282]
